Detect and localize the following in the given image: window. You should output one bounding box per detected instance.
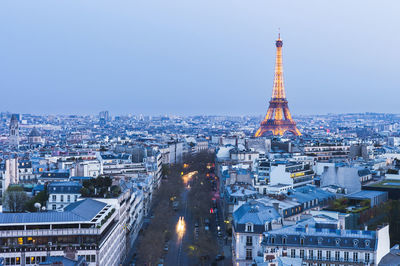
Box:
[300,238,304,245]
[309,250,314,259]
[282,237,287,244]
[353,239,359,247]
[317,250,322,260]
[61,195,64,202]
[52,195,56,201]
[91,255,95,262]
[67,195,71,202]
[326,250,331,261]
[300,250,304,259]
[246,249,252,260]
[16,257,21,265]
[246,236,253,246]
[291,249,296,258]
[246,223,253,232]
[344,251,349,261]
[365,253,370,262]
[52,204,56,210]
[335,251,340,261]
[75,195,78,201]
[271,237,275,244]
[365,240,370,247]
[353,252,358,262]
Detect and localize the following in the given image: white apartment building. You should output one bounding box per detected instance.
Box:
[0,198,126,266]
[74,160,102,178]
[232,201,282,266]
[262,216,390,266]
[47,181,82,211]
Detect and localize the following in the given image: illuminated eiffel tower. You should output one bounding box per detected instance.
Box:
[255,34,301,137]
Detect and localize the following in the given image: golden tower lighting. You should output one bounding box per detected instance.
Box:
[255,34,301,137]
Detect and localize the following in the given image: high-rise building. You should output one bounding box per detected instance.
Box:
[255,35,301,137]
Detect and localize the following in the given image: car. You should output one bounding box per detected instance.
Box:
[205,218,210,225]
[205,225,209,231]
[215,254,225,261]
[194,222,199,227]
[217,231,223,237]
[163,244,168,252]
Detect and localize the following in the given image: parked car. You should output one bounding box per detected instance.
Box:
[215,254,225,261]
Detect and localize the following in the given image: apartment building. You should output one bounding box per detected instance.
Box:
[262,216,390,266]
[0,198,126,266]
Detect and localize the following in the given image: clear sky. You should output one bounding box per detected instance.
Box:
[1,0,399,116]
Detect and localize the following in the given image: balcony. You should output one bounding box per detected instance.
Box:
[0,228,99,238]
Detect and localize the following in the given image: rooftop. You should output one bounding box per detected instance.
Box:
[347,190,387,200]
[233,201,280,225]
[0,199,107,225]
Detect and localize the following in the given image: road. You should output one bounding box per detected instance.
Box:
[127,170,232,266]
[165,171,232,266]
[165,173,197,266]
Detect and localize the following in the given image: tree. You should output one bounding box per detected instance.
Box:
[25,189,49,212]
[3,186,29,213]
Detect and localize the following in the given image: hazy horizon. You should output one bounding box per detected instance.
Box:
[1,0,399,116]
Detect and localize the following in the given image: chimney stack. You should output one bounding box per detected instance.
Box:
[272,202,279,212]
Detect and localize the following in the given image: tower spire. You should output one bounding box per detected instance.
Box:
[254,36,301,137]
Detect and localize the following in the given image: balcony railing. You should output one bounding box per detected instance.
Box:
[0,228,99,238]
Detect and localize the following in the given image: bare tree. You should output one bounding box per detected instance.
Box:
[3,186,29,213]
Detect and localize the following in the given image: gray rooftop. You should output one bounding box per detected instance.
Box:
[0,199,107,225]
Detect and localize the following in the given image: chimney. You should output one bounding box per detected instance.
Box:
[272,202,279,212]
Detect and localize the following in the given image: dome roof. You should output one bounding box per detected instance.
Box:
[28,127,41,137]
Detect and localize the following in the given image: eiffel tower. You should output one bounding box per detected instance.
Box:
[255,34,301,137]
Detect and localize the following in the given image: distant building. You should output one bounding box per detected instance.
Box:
[9,114,19,147]
[28,127,44,145]
[269,161,315,188]
[346,190,388,208]
[39,171,70,183]
[304,143,350,162]
[320,165,362,194]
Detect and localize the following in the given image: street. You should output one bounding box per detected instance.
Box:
[164,171,232,266]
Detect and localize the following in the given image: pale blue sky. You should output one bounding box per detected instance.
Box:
[1,0,399,115]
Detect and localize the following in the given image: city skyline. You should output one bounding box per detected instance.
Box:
[1,0,400,116]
